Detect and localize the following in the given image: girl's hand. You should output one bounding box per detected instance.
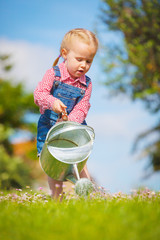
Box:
[52,99,67,114]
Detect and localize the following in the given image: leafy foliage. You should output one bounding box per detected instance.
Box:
[0,144,31,189]
[0,54,39,189]
[100,0,160,171]
[0,80,37,129]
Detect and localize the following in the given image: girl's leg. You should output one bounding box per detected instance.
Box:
[80,164,91,180]
[48,176,63,200]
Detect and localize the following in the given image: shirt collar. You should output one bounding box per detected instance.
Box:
[59,61,87,86]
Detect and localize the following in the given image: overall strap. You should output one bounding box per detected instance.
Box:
[85,75,91,88]
[53,66,61,78]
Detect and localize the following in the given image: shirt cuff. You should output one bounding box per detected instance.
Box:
[68,113,83,123]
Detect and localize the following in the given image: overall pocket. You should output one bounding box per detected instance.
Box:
[57,92,77,112]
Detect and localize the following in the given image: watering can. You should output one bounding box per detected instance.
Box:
[39,121,95,195]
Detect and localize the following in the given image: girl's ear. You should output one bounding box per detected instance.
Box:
[61,48,68,60]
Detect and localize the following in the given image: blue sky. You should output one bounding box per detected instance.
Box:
[1,0,160,193]
[0,0,100,45]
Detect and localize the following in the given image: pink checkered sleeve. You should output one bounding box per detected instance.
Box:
[34,69,57,114]
[68,81,92,123]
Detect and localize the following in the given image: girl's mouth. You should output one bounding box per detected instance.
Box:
[77,70,84,73]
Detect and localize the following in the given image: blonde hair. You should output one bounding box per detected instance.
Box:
[53,28,99,66]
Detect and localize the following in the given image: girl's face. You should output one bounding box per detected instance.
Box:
[62,39,96,79]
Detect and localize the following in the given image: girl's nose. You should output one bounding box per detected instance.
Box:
[81,61,86,68]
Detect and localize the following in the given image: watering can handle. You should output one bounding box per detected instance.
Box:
[58,111,68,121]
[62,111,68,121]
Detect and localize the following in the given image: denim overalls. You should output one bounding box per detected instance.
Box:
[37,66,91,154]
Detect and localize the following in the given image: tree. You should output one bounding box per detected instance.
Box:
[100,0,160,172]
[0,55,39,189]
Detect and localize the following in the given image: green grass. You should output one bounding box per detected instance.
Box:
[0,189,160,240]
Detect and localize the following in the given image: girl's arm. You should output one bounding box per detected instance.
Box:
[68,81,92,123]
[34,68,57,114]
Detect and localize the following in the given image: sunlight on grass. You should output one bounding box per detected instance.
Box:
[0,187,160,240]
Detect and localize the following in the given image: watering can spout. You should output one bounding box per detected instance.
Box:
[65,174,77,184]
[65,163,80,184]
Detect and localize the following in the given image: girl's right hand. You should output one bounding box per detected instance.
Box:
[52,99,67,114]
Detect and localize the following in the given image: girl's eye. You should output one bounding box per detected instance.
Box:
[76,58,92,63]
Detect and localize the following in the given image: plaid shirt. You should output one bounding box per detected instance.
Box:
[34,61,92,123]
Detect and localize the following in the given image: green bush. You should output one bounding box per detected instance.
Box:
[0,145,32,190]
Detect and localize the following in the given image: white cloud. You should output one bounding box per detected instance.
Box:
[87,107,154,141]
[0,38,57,91]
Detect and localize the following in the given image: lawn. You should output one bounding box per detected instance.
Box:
[0,188,160,240]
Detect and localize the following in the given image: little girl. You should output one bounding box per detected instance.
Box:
[34,28,98,199]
